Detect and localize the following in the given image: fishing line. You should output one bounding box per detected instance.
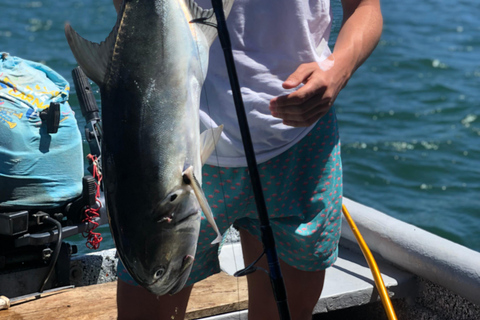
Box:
[208,1,291,319]
[189,6,245,318]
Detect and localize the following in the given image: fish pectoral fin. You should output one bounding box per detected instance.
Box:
[182,166,223,244]
[187,0,235,47]
[64,22,117,86]
[200,125,223,165]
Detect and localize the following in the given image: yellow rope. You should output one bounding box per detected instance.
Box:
[342,204,398,320]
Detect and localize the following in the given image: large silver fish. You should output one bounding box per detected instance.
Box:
[65,0,232,295]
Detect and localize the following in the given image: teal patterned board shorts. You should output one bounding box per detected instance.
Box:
[117,111,343,287]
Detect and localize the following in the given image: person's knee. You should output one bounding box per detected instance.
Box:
[117,279,193,320]
[282,264,325,319]
[239,228,326,320]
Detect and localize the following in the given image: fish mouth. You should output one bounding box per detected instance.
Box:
[167,267,192,294]
[147,254,195,295]
[168,254,195,294]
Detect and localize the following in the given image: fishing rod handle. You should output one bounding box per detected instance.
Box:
[71,67,100,123]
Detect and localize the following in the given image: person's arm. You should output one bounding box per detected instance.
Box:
[269,0,383,127]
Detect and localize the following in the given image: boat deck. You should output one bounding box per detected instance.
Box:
[0,272,247,320]
[0,240,416,320]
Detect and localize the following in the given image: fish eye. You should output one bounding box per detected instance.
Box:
[153,267,166,280]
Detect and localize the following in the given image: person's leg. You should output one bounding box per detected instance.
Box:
[239,228,326,320]
[117,279,193,320]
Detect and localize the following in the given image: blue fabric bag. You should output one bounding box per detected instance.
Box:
[0,53,83,210]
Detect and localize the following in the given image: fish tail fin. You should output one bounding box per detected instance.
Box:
[64,23,117,86]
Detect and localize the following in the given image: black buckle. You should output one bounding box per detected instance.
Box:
[40,102,60,134]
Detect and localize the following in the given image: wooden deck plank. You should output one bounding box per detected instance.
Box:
[186,272,248,320]
[0,272,247,320]
[0,282,117,320]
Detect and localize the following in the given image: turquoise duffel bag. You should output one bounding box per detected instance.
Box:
[0,53,83,210]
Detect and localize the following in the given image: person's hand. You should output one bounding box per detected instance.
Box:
[269,55,348,127]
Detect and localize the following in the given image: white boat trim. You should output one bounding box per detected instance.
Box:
[341,197,480,305]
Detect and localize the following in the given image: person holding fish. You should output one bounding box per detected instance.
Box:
[110,0,383,319]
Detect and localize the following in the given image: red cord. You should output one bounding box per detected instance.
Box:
[83,154,103,250]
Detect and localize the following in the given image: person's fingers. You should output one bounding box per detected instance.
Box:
[268,61,341,127]
[281,63,317,89]
[281,106,329,127]
[271,79,327,112]
[271,97,332,127]
[270,95,330,119]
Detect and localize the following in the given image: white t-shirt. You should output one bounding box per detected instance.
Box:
[198,0,333,167]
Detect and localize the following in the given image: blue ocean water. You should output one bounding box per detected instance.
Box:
[0,0,478,254]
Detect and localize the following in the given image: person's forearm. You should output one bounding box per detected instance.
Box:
[333,0,383,81]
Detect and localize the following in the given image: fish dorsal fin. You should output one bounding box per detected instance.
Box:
[200,125,223,165]
[187,0,235,47]
[64,23,117,86]
[183,166,223,244]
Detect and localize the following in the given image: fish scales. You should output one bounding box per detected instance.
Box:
[65,0,233,295]
[104,1,200,296]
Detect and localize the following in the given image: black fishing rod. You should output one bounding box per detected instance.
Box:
[210,1,291,319]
